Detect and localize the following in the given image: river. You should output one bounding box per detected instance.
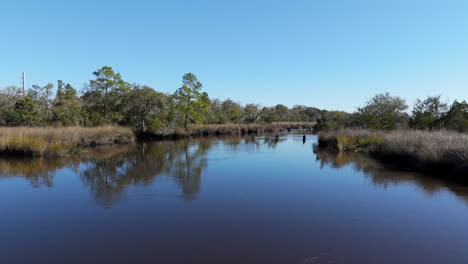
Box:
[1,133,468,264]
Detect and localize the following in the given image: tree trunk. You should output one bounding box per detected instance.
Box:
[184,97,190,128]
[184,112,189,128]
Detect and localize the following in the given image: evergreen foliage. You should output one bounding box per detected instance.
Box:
[2,67,468,134]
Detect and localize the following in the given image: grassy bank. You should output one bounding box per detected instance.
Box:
[138,122,315,139]
[318,129,468,175]
[0,126,134,157]
[0,122,313,157]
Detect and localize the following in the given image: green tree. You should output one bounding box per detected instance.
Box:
[354,93,408,130]
[30,83,54,125]
[410,95,448,129]
[206,99,225,124]
[6,95,39,126]
[259,107,275,123]
[174,73,209,127]
[123,85,169,132]
[314,110,349,131]
[290,105,320,122]
[51,81,83,126]
[440,100,468,132]
[0,86,22,125]
[221,99,242,123]
[273,104,290,121]
[242,103,260,123]
[83,66,130,124]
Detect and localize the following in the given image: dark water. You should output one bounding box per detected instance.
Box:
[2,134,468,264]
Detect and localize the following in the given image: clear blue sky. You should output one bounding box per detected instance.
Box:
[1,0,468,112]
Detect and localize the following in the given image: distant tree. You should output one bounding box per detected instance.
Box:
[123,85,168,132]
[314,110,349,131]
[205,99,224,124]
[440,100,468,132]
[410,95,448,130]
[51,81,83,126]
[221,99,242,123]
[30,83,54,125]
[273,104,290,121]
[6,95,39,126]
[259,107,276,123]
[290,105,307,122]
[174,73,209,127]
[290,105,321,122]
[258,105,291,123]
[0,86,22,125]
[83,66,130,124]
[195,92,211,122]
[354,93,408,130]
[242,103,260,123]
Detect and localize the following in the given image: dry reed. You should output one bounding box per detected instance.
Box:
[0,126,134,157]
[145,122,316,138]
[318,129,468,174]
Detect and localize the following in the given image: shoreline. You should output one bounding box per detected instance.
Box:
[317,129,468,177]
[0,126,135,158]
[136,122,315,140]
[0,122,315,157]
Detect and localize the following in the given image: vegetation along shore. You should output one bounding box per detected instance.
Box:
[0,66,320,156]
[0,126,134,157]
[318,129,468,175]
[137,122,315,139]
[0,122,313,157]
[315,92,468,176]
[3,65,468,166]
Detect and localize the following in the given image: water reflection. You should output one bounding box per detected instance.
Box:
[314,146,468,203]
[0,158,64,187]
[0,136,287,207]
[79,139,215,206]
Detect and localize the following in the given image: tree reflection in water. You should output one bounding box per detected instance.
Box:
[79,139,215,206]
[0,140,213,207]
[0,136,288,207]
[0,158,68,187]
[313,145,468,203]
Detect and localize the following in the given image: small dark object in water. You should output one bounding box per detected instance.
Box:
[287,127,291,132]
[302,135,306,143]
[275,135,279,140]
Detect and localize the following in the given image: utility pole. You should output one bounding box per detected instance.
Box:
[22,72,26,97]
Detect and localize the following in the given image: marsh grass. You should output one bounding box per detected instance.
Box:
[0,126,134,157]
[142,122,316,139]
[318,129,468,174]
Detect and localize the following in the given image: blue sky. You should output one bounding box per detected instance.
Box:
[1,0,468,112]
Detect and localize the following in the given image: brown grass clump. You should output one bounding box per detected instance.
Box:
[143,122,316,138]
[0,126,134,157]
[318,129,383,152]
[318,129,468,174]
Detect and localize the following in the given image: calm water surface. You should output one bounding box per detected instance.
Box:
[1,134,468,264]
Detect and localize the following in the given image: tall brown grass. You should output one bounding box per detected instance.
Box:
[144,122,316,138]
[318,129,468,174]
[0,126,134,157]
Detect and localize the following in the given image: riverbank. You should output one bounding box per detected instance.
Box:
[317,129,468,176]
[0,126,134,157]
[137,122,315,139]
[0,122,315,157]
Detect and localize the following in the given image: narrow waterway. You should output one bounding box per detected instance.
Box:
[1,134,468,264]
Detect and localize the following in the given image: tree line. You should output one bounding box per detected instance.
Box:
[315,92,468,132]
[0,66,321,133]
[3,67,466,133]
